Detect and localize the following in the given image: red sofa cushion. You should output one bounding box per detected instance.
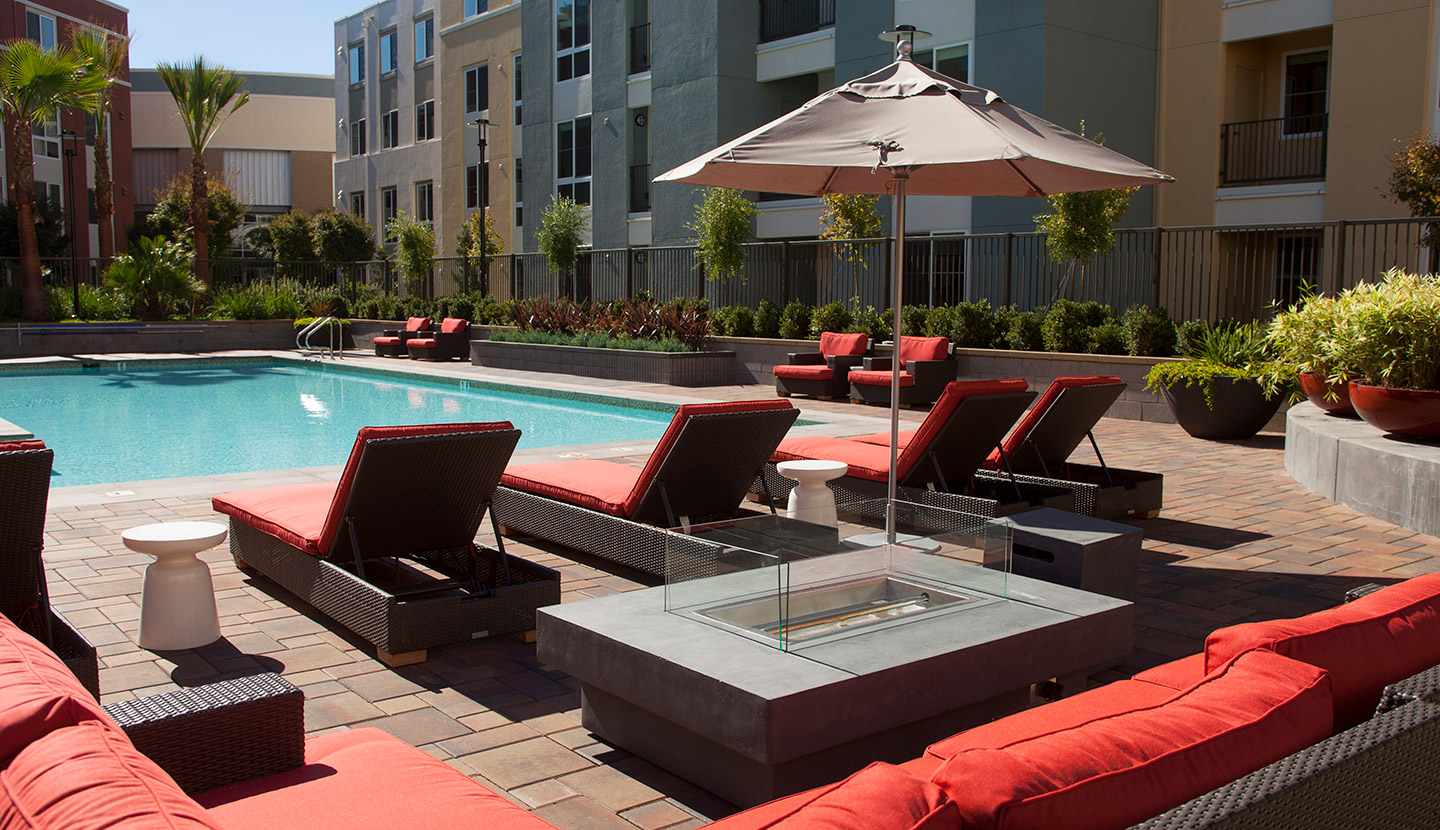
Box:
[1131,653,1206,691]
[1204,573,1440,728]
[195,728,555,830]
[405,317,430,332]
[0,721,221,830]
[371,336,402,347]
[773,364,835,381]
[706,763,959,830]
[0,614,113,765]
[984,376,1121,469]
[819,331,868,358]
[213,423,513,556]
[407,339,437,349]
[847,370,915,388]
[500,460,643,516]
[439,317,467,334]
[898,336,949,366]
[0,440,45,452]
[928,651,1333,830]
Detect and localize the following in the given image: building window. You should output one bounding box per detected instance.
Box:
[381,110,399,149]
[348,43,365,86]
[465,65,489,114]
[416,100,435,141]
[351,191,366,218]
[514,156,523,227]
[416,181,434,224]
[466,165,480,209]
[556,116,591,204]
[26,11,56,50]
[1283,50,1328,135]
[464,0,487,18]
[380,30,398,75]
[414,18,434,62]
[556,0,591,82]
[32,111,59,159]
[513,54,523,125]
[381,187,398,239]
[914,44,968,83]
[350,118,367,156]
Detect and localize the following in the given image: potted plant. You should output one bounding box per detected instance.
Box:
[1328,269,1440,438]
[1267,293,1357,417]
[1144,321,1295,440]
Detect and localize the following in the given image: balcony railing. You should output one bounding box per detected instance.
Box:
[1220,114,1328,186]
[630,164,651,213]
[630,23,650,74]
[759,0,835,43]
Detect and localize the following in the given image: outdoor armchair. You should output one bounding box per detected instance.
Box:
[372,316,431,357]
[406,317,471,361]
[773,331,869,399]
[847,336,957,407]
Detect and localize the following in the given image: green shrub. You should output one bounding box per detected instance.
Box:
[103,235,201,320]
[849,305,889,342]
[211,286,268,320]
[473,295,510,325]
[755,300,781,338]
[0,287,23,321]
[1121,305,1177,357]
[1087,322,1127,355]
[1007,309,1046,351]
[952,301,997,348]
[293,316,351,331]
[1176,319,1211,357]
[924,305,957,339]
[729,306,756,337]
[1042,300,1091,353]
[902,304,929,337]
[991,306,1019,349]
[809,301,852,337]
[779,301,811,340]
[1325,269,1440,390]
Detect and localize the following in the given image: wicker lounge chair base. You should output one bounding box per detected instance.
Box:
[228,520,560,666]
[975,463,1163,520]
[752,463,1075,522]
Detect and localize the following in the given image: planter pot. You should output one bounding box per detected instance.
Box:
[1299,372,1357,417]
[1349,383,1440,439]
[1160,377,1283,440]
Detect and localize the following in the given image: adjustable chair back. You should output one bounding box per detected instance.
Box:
[321,423,521,562]
[894,380,1035,488]
[630,401,799,526]
[995,377,1124,474]
[0,441,53,623]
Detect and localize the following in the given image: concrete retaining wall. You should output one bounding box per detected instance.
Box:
[472,340,738,387]
[0,320,297,358]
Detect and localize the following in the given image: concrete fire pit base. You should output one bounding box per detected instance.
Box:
[538,558,1132,807]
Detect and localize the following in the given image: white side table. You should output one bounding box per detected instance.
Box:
[122,521,227,651]
[776,460,848,527]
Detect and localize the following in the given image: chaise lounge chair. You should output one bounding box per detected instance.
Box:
[847,335,957,408]
[753,380,1074,521]
[772,332,869,399]
[492,400,800,577]
[406,317,471,361]
[373,316,431,357]
[212,422,561,666]
[851,375,1164,519]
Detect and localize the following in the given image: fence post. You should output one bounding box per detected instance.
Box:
[927,237,936,307]
[782,240,791,305]
[625,246,634,298]
[698,261,706,302]
[1001,232,1013,308]
[882,238,892,313]
[1152,227,1164,308]
[1332,219,1347,293]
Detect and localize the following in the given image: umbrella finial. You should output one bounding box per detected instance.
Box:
[879,25,931,61]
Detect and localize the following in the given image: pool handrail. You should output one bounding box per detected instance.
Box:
[297,316,345,359]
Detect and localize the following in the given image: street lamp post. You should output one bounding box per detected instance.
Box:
[473,117,490,295]
[60,130,81,319]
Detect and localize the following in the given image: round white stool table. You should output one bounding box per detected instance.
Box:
[776,460,848,527]
[122,521,227,651]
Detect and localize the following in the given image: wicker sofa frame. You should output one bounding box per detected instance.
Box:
[373,317,431,357]
[494,405,800,577]
[406,318,471,361]
[219,426,560,666]
[848,353,958,408]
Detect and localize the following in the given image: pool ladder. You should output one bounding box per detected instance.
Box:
[297,317,345,360]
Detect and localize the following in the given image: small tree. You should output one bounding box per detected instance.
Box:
[688,187,756,304]
[138,173,248,260]
[313,209,376,263]
[819,193,883,306]
[0,196,70,261]
[102,235,200,319]
[261,211,317,266]
[536,195,588,299]
[456,209,504,294]
[1033,124,1136,300]
[71,24,129,262]
[386,210,436,296]
[1387,134,1440,273]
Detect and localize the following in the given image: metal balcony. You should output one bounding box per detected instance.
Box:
[759,0,834,43]
[630,164,651,213]
[1219,114,1328,186]
[630,23,650,74]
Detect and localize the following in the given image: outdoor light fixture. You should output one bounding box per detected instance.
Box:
[879,24,931,60]
[60,130,82,319]
[473,117,492,294]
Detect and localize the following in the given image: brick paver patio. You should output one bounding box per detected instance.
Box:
[30,356,1440,828]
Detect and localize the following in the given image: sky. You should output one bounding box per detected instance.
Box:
[126,0,359,76]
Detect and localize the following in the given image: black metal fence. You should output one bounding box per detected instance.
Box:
[630,23,650,74]
[11,217,1437,324]
[759,0,835,43]
[1220,115,1328,186]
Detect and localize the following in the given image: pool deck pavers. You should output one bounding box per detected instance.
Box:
[23,350,1440,829]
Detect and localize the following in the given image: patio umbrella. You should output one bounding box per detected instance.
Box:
[657,28,1173,538]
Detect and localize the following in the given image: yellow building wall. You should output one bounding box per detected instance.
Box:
[131,93,333,153]
[1156,0,1224,227]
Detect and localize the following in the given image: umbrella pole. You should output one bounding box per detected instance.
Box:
[887,170,909,544]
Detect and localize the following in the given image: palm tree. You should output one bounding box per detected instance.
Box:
[0,39,105,321]
[71,24,129,264]
[154,57,248,289]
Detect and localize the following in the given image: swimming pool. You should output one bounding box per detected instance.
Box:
[0,360,676,487]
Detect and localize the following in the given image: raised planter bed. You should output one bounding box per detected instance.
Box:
[472,339,738,387]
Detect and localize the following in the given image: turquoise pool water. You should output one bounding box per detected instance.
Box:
[0,361,675,487]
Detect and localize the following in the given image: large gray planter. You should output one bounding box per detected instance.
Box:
[0,319,296,358]
[471,339,738,387]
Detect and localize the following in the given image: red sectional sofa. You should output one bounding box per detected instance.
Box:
[6,576,1439,829]
[772,331,869,399]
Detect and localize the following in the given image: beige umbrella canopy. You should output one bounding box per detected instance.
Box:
[658,34,1171,533]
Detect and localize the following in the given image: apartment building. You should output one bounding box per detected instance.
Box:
[0,0,133,259]
[130,70,334,253]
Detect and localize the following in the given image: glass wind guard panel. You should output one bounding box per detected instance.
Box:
[663,499,1012,653]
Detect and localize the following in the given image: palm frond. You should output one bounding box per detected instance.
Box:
[155,56,250,154]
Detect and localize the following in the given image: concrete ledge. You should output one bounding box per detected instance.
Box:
[1286,402,1440,536]
[0,320,296,358]
[471,340,737,387]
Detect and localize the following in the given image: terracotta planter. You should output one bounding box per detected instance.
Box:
[1348,383,1440,439]
[1299,372,1357,417]
[1160,376,1283,440]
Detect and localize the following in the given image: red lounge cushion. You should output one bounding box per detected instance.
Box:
[819,331,868,358]
[984,376,1121,469]
[0,721,221,830]
[898,336,949,366]
[213,423,514,557]
[406,339,437,349]
[1204,573,1440,728]
[372,336,402,347]
[405,316,430,332]
[501,460,642,516]
[850,431,916,448]
[773,364,835,381]
[929,651,1333,830]
[1131,653,1206,691]
[0,440,45,452]
[848,370,916,388]
[0,614,113,764]
[439,317,467,334]
[773,437,894,481]
[196,728,554,830]
[705,763,959,830]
